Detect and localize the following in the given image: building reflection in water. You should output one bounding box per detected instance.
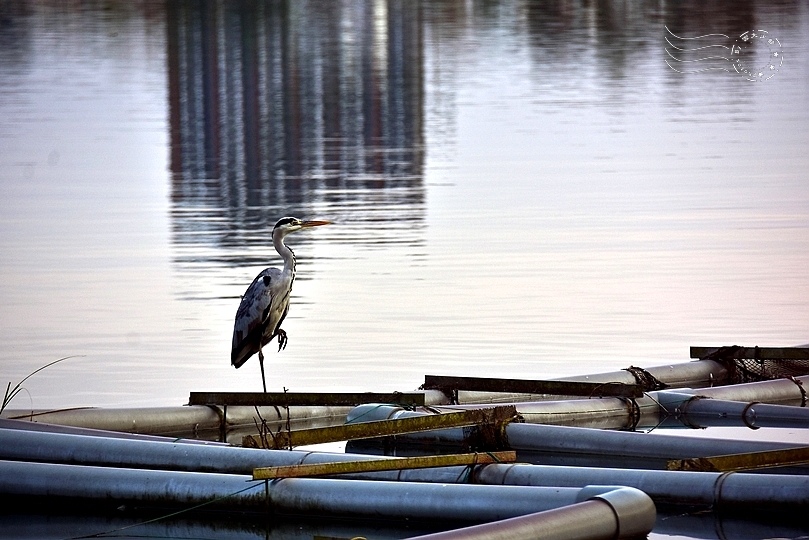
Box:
[167,0,425,267]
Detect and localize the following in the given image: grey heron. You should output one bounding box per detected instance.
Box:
[231,216,330,392]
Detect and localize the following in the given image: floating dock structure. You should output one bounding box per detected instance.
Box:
[2,346,808,539]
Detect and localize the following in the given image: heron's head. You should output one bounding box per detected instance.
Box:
[272,216,331,237]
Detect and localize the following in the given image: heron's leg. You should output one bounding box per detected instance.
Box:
[276,328,288,351]
[258,347,267,393]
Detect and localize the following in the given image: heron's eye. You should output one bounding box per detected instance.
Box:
[275,217,297,228]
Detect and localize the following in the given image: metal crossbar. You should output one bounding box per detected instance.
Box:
[423,375,643,398]
[188,391,425,407]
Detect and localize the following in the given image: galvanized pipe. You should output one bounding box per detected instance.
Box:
[404,487,656,540]
[0,459,613,522]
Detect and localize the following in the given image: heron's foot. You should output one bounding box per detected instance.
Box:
[277,329,288,351]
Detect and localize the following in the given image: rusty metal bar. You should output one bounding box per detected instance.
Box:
[188,391,425,407]
[667,446,809,472]
[244,405,517,449]
[423,375,643,398]
[252,451,517,480]
[690,346,809,360]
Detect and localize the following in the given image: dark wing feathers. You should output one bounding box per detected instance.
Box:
[231,268,279,368]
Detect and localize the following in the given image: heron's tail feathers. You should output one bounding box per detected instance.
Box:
[231,347,251,369]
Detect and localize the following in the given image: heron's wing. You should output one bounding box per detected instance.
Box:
[231,268,281,368]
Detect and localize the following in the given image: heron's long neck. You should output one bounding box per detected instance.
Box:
[273,233,297,278]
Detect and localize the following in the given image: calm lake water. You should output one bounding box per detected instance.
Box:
[1,1,808,413]
[1,2,809,538]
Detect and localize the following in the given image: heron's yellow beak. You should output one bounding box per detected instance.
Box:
[301,220,331,228]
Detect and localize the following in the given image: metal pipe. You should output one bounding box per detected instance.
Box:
[0,406,222,435]
[404,487,656,540]
[3,371,802,438]
[1,405,351,438]
[0,459,267,510]
[346,406,805,470]
[491,375,809,427]
[0,428,355,474]
[265,478,585,522]
[504,423,804,469]
[248,406,516,449]
[679,376,809,406]
[559,359,730,388]
[0,418,227,445]
[368,376,809,432]
[659,393,809,429]
[424,359,732,406]
[346,405,484,447]
[0,427,471,483]
[475,463,809,510]
[488,396,660,429]
[4,427,807,511]
[0,459,612,522]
